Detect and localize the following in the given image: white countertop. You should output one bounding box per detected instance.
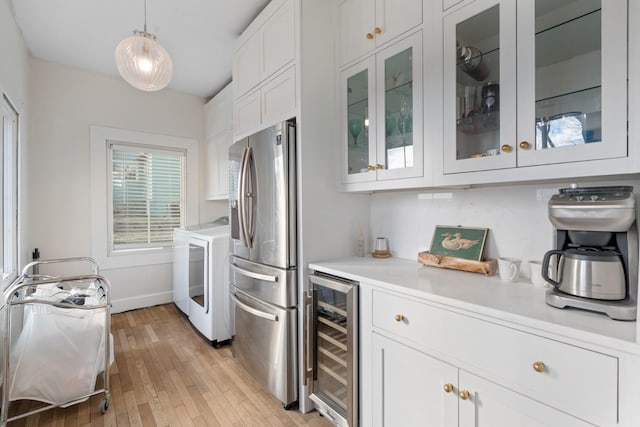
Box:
[309,256,640,355]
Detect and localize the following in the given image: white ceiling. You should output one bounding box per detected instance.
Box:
[10,0,270,99]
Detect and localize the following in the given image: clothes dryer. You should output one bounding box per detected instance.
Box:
[173,223,231,346]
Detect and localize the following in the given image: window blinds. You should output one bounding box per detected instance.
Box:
[110,143,185,249]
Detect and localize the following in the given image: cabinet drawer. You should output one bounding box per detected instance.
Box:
[372,290,618,426]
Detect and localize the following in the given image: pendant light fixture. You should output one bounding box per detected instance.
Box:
[115,0,173,91]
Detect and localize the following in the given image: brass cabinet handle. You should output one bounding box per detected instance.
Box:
[375,163,383,169]
[443,383,454,393]
[374,27,382,34]
[532,361,546,373]
[459,389,471,400]
[519,141,531,149]
[366,33,374,40]
[367,165,376,171]
[394,314,404,322]
[501,144,513,153]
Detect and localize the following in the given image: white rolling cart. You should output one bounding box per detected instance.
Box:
[0,257,112,425]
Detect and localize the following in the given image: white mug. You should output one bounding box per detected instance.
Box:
[529,260,548,288]
[498,257,521,282]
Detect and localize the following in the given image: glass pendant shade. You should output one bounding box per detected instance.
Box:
[115,30,173,91]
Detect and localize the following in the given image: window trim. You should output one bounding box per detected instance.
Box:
[90,126,198,270]
[1,93,19,286]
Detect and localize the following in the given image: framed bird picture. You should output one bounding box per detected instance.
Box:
[429,225,489,261]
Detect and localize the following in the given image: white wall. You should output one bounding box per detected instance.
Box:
[370,178,640,279]
[25,58,218,312]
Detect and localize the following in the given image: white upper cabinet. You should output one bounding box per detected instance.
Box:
[234,0,295,98]
[443,0,628,175]
[337,0,423,67]
[204,83,233,200]
[233,0,297,138]
[235,35,262,98]
[261,0,296,78]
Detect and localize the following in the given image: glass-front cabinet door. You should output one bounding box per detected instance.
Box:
[444,0,627,174]
[376,31,423,181]
[341,57,376,184]
[341,31,423,185]
[444,0,517,174]
[516,0,627,166]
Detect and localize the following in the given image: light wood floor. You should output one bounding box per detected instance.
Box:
[7,304,332,427]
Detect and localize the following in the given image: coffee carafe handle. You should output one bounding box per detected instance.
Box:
[542,250,564,289]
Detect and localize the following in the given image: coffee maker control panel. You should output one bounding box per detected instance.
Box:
[554,185,633,204]
[548,186,636,232]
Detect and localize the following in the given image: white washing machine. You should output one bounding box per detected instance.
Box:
[173,221,231,346]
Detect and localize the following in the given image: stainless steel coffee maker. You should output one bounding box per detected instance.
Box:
[543,185,638,320]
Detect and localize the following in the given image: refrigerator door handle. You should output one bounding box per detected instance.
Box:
[238,147,252,248]
[231,293,278,322]
[246,146,256,245]
[230,262,279,283]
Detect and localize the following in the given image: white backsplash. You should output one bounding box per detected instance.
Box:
[369,178,640,278]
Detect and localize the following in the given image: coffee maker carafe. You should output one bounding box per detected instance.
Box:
[543,185,638,320]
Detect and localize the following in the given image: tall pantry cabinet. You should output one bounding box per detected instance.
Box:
[231,0,371,414]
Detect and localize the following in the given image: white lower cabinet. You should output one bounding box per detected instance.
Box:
[458,370,590,427]
[372,333,457,426]
[372,333,590,427]
[365,287,618,426]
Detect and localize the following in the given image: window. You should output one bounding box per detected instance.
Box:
[1,94,18,283]
[109,143,185,252]
[90,126,198,269]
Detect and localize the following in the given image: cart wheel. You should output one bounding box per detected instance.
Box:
[99,396,110,413]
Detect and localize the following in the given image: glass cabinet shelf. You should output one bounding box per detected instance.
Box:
[385,80,412,96]
[535,8,601,37]
[348,97,368,108]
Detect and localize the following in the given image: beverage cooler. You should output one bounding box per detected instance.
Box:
[305,273,358,427]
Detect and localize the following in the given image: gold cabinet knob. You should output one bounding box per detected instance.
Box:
[459,389,471,400]
[366,33,374,40]
[374,27,382,34]
[519,141,531,149]
[443,383,454,393]
[367,165,375,171]
[532,361,546,373]
[501,144,513,153]
[394,314,404,322]
[375,163,383,169]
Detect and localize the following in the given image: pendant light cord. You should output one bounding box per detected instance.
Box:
[143,0,147,33]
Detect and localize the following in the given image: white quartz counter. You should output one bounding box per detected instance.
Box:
[309,256,640,355]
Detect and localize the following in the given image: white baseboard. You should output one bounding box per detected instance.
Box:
[111,291,173,314]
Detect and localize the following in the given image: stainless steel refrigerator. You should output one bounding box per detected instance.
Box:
[228,118,298,408]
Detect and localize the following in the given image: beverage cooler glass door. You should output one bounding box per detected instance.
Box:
[305,274,358,427]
